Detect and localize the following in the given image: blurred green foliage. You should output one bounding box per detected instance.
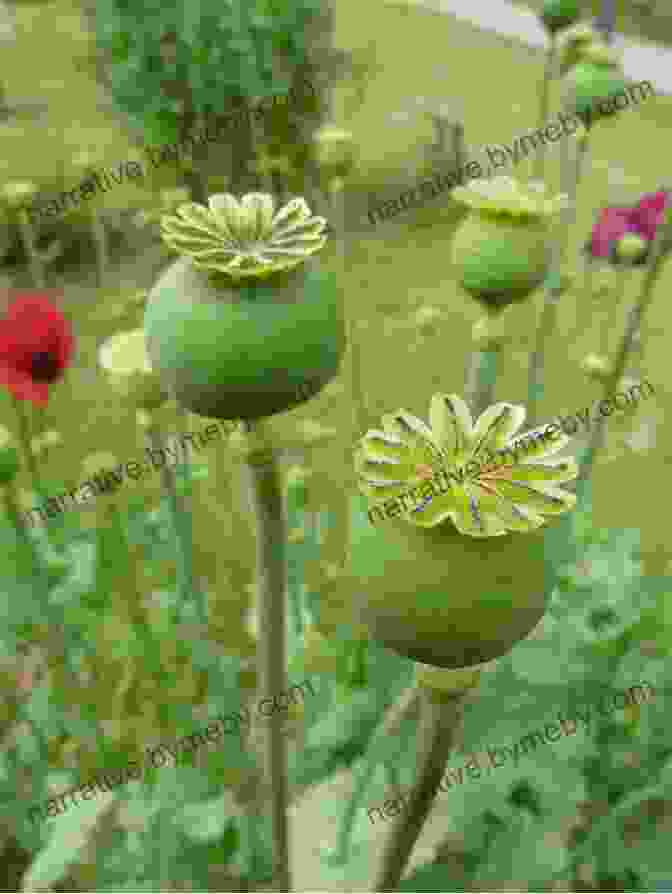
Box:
[93,0,322,145]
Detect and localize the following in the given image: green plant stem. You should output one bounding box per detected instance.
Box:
[145,419,200,620]
[242,419,290,893]
[15,208,45,288]
[575,195,672,497]
[371,683,474,893]
[286,461,309,654]
[328,178,366,440]
[12,395,43,498]
[532,35,555,182]
[328,684,420,866]
[527,134,588,426]
[89,208,109,288]
[464,313,502,417]
[174,401,195,497]
[2,480,45,580]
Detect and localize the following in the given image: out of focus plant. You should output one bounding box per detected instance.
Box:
[90,0,330,201]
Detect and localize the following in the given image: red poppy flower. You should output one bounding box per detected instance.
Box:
[585,190,670,266]
[0,290,74,406]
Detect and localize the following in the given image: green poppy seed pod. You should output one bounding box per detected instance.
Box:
[450,177,569,310]
[348,394,578,669]
[0,426,19,487]
[615,232,648,263]
[347,493,557,667]
[540,0,580,34]
[145,192,344,421]
[566,54,628,124]
[312,125,357,181]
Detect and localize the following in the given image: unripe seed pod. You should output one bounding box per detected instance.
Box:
[540,0,580,34]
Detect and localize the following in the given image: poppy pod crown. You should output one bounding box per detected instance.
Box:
[345,393,579,669]
[160,192,328,282]
[145,192,344,421]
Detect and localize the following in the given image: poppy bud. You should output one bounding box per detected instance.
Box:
[312,125,357,181]
[540,0,580,34]
[580,353,614,382]
[615,232,647,264]
[566,50,628,125]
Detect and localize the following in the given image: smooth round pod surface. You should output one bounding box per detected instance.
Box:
[346,494,558,669]
[450,214,551,309]
[144,255,344,420]
[541,0,580,33]
[568,62,628,120]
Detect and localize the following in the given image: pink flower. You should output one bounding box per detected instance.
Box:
[585,190,670,265]
[587,206,633,259]
[629,191,669,243]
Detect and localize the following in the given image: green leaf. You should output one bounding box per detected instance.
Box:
[306,688,386,752]
[175,793,238,845]
[22,790,120,891]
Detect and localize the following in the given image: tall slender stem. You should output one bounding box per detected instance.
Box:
[328,178,367,442]
[575,190,672,496]
[145,419,199,618]
[15,209,45,288]
[464,309,503,418]
[595,0,617,43]
[242,419,290,892]
[12,395,42,497]
[371,683,474,892]
[533,36,555,182]
[329,685,421,866]
[527,132,587,427]
[89,209,109,288]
